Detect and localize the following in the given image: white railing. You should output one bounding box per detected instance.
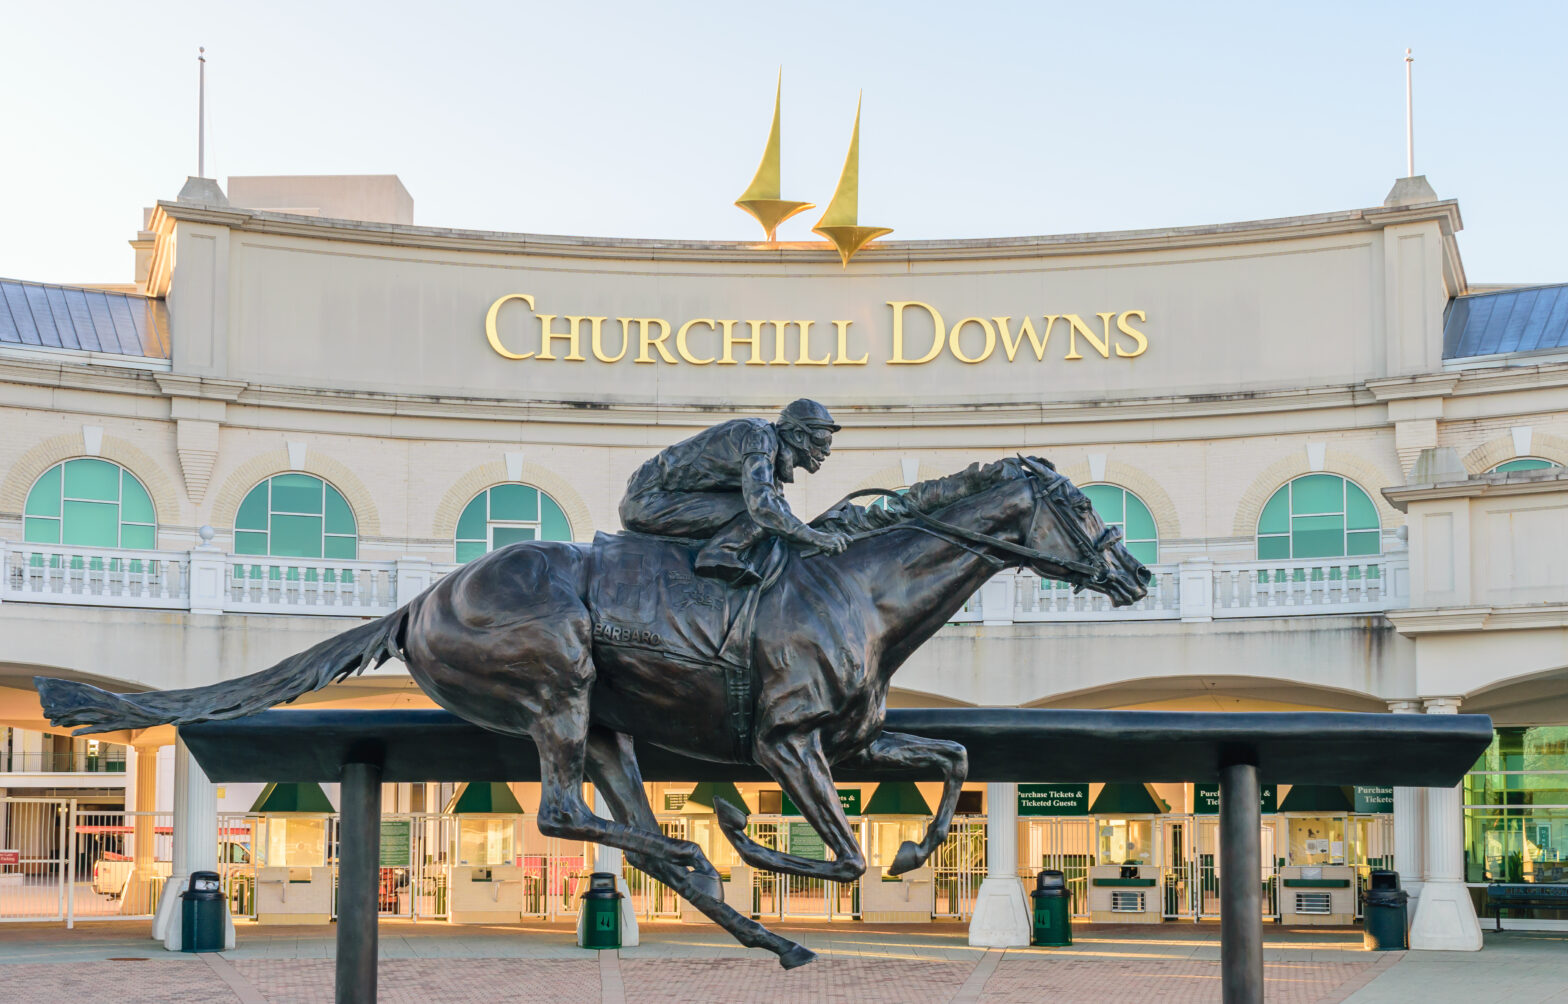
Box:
[948,553,1407,625]
[2,540,1408,624]
[1,541,190,609]
[225,555,397,615]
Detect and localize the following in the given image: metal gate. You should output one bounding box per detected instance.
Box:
[374,813,454,919]
[746,816,861,920]
[930,817,986,919]
[1023,818,1093,918]
[217,813,258,919]
[0,797,70,922]
[72,809,173,920]
[1187,816,1277,921]
[621,817,685,919]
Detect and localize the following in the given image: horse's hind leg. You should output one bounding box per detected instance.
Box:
[585,727,815,969]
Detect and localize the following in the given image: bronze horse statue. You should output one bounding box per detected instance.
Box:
[37,455,1148,967]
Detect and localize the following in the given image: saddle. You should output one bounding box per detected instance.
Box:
[586,531,789,757]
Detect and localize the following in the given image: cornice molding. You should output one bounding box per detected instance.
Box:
[1364,373,1461,402]
[1388,604,1568,635]
[1381,469,1568,511]
[153,373,249,401]
[153,199,1464,265]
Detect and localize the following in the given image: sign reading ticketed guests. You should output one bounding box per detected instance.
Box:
[1195,783,1278,815]
[1018,784,1089,816]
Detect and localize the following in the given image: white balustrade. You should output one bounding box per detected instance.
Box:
[1,540,1407,624]
[224,555,399,615]
[1,541,189,609]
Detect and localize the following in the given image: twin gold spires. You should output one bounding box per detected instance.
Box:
[811,94,893,267]
[734,72,814,242]
[734,79,893,266]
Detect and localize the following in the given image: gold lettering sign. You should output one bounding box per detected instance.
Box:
[484,295,1149,367]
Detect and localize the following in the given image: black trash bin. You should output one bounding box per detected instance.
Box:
[1362,869,1409,950]
[180,870,226,953]
[1030,870,1072,947]
[579,872,623,950]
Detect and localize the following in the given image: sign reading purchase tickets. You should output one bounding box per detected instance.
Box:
[1018,784,1090,816]
[486,295,1150,368]
[784,790,860,816]
[379,819,411,868]
[1353,786,1394,813]
[1195,783,1278,815]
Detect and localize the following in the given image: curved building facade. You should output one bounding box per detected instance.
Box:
[1,175,1564,940]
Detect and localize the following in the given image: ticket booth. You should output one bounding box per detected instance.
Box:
[251,783,334,925]
[1277,785,1356,924]
[1087,784,1165,923]
[862,782,934,923]
[444,783,525,924]
[674,782,750,921]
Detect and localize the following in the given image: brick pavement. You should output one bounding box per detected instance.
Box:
[0,921,1560,1003]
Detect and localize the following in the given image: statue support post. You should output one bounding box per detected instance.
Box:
[967,781,1029,947]
[337,761,382,1003]
[1219,761,1263,1004]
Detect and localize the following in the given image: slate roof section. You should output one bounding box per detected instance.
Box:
[0,278,170,361]
[1444,282,1568,360]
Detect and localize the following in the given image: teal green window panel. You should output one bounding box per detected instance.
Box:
[1256,475,1381,560]
[63,458,120,502]
[1082,484,1123,523]
[454,484,573,561]
[270,473,323,515]
[1491,458,1558,473]
[24,459,157,550]
[489,484,539,522]
[24,465,61,517]
[1082,485,1158,563]
[234,474,358,560]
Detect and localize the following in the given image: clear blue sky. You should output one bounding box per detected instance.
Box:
[4,0,1565,284]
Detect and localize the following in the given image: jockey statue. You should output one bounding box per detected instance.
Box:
[619,399,857,585]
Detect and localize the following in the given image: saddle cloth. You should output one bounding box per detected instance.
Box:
[586,532,788,757]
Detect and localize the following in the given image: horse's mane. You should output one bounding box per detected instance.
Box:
[814,455,1056,534]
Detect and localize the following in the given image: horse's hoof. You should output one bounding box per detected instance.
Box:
[888,840,924,876]
[778,943,817,970]
[713,796,749,834]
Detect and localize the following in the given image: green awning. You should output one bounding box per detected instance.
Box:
[1089,783,1168,815]
[681,781,750,814]
[1278,785,1354,813]
[863,781,932,816]
[444,782,524,814]
[249,782,334,813]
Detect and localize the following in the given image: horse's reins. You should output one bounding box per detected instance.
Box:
[818,464,1123,590]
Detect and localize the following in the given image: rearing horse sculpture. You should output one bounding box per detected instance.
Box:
[36,455,1148,968]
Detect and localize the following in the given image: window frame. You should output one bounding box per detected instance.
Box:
[454,483,573,563]
[23,457,158,550]
[1255,474,1381,561]
[233,473,359,561]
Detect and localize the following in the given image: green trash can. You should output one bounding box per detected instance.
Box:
[579,872,623,950]
[1031,870,1072,947]
[180,871,226,952]
[1362,870,1408,950]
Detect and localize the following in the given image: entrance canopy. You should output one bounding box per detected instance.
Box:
[181,708,1492,787]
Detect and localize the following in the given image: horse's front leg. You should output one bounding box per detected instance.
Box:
[713,731,866,884]
[839,730,968,875]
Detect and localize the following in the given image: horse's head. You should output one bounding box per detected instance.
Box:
[1017,457,1151,607]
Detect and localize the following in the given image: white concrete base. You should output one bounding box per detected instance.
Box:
[967,876,1030,947]
[155,874,237,951]
[1408,879,1482,951]
[576,874,638,948]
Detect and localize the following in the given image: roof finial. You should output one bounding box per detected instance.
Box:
[811,93,893,267]
[734,69,814,241]
[198,47,207,178]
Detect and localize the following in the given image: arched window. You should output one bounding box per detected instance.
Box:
[455,484,572,562]
[24,459,156,549]
[234,474,358,559]
[1256,474,1379,560]
[1489,457,1559,473]
[1081,485,1159,565]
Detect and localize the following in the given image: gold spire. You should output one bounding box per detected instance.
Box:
[812,94,892,266]
[734,70,814,241]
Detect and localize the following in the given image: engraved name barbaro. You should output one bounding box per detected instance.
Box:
[485,294,1149,367]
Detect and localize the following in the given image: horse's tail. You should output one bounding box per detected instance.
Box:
[35,606,411,736]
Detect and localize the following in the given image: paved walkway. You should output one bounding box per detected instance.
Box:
[0,920,1561,1002]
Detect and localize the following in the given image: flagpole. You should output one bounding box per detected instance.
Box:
[1404,48,1414,178]
[198,47,207,178]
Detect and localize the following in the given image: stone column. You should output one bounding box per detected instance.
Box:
[1408,697,1482,951]
[121,745,161,915]
[968,781,1029,947]
[154,737,235,948]
[584,789,638,946]
[1386,700,1425,910]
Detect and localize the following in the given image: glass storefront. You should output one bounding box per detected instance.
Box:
[1464,726,1568,918]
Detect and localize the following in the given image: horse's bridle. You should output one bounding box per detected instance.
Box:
[830,459,1124,590]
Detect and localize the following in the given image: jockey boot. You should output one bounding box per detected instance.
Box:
[694,518,766,586]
